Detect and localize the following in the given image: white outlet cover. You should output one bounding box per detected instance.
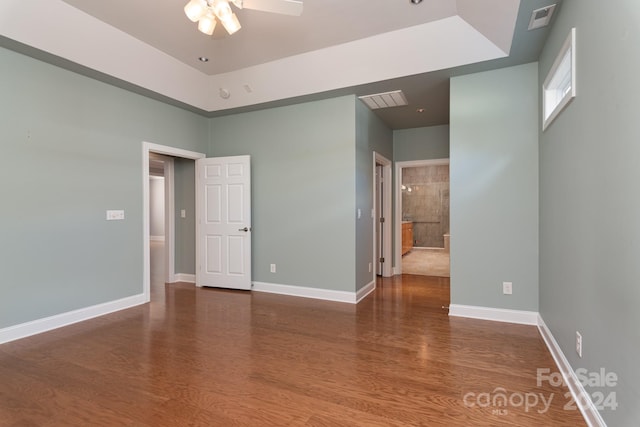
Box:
[576,331,582,357]
[502,281,513,295]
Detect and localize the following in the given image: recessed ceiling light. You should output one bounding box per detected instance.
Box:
[411,0,423,4]
[198,56,209,62]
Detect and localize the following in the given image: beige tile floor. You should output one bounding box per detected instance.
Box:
[402,247,450,277]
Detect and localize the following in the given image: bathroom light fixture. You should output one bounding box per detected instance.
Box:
[411,0,423,4]
[184,0,303,36]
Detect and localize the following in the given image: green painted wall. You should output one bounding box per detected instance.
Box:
[0,47,208,329]
[174,158,196,275]
[209,96,357,292]
[393,125,450,162]
[450,62,539,311]
[539,1,640,424]
[355,99,393,290]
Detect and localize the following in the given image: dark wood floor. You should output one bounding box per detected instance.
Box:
[0,261,585,425]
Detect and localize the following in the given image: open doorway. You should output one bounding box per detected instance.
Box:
[395,159,450,277]
[142,142,205,303]
[148,153,173,300]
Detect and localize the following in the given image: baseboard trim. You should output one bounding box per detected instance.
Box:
[174,273,195,283]
[356,280,376,303]
[149,235,165,242]
[448,304,538,325]
[537,315,606,427]
[252,281,358,304]
[0,293,147,345]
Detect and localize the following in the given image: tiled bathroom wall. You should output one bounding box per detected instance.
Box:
[402,165,449,248]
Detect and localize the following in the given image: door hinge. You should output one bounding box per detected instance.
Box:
[379,257,385,263]
[379,217,385,223]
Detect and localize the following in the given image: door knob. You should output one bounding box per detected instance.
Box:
[238,227,250,232]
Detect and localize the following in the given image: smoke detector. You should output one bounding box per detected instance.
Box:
[528,4,557,30]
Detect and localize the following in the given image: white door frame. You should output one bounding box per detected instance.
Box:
[394,158,449,275]
[373,152,393,277]
[142,141,205,302]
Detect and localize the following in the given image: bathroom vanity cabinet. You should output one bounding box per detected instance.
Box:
[402,222,413,255]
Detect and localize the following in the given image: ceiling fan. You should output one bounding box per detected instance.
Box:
[184,0,304,36]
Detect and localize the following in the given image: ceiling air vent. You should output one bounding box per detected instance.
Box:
[528,4,557,30]
[359,90,408,109]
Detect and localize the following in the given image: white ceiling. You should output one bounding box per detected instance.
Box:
[0,0,560,129]
[61,0,464,75]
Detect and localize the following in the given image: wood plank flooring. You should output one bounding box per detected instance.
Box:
[0,273,585,426]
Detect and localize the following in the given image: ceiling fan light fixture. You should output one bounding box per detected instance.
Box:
[184,0,208,22]
[184,0,300,36]
[198,12,217,35]
[213,1,234,20]
[220,13,242,35]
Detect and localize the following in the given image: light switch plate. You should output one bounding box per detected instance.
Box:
[106,210,125,220]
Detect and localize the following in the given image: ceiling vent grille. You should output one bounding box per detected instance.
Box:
[528,4,557,30]
[359,90,408,109]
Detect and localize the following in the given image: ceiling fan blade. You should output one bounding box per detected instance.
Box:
[241,0,303,16]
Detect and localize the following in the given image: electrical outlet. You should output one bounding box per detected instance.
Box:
[270,264,276,273]
[502,281,512,295]
[576,331,582,358]
[368,263,372,273]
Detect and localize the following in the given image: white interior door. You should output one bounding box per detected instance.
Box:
[196,156,251,290]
